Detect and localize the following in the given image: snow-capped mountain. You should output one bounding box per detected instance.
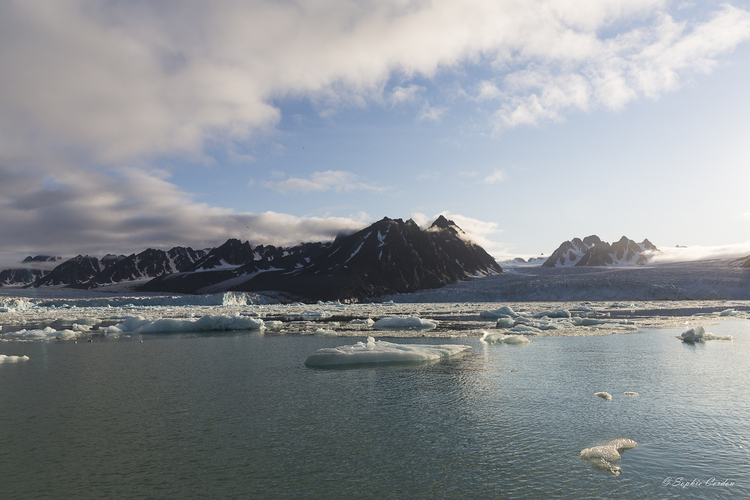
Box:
[88,247,208,285]
[35,255,117,287]
[542,235,658,268]
[140,216,502,300]
[0,255,62,285]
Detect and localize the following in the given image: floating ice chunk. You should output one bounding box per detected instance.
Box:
[283,311,333,321]
[572,318,608,327]
[480,306,518,319]
[595,392,612,401]
[481,331,531,344]
[3,327,79,340]
[373,317,438,331]
[305,336,470,367]
[109,314,264,333]
[264,321,283,329]
[580,438,637,475]
[624,392,639,396]
[719,309,737,317]
[508,325,542,335]
[533,309,571,319]
[349,318,375,327]
[678,326,733,342]
[495,318,515,328]
[313,328,337,336]
[0,354,30,363]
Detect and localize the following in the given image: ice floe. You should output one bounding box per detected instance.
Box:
[304,336,470,367]
[3,327,80,340]
[624,392,639,396]
[580,438,638,475]
[481,331,531,344]
[0,354,30,363]
[595,392,612,401]
[372,317,438,331]
[107,314,265,334]
[678,326,733,342]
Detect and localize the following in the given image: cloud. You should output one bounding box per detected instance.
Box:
[484,169,506,184]
[389,85,425,105]
[648,242,750,263]
[412,211,503,253]
[418,102,447,122]
[0,165,368,260]
[261,170,384,194]
[1,1,748,164]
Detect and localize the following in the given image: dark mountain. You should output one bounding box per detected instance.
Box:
[543,235,658,267]
[88,247,207,286]
[34,255,107,287]
[140,216,502,301]
[23,255,63,263]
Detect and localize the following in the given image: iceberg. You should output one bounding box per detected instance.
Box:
[479,306,518,319]
[0,354,30,363]
[580,438,638,475]
[372,317,438,331]
[107,314,264,334]
[678,326,732,342]
[305,336,470,367]
[533,309,571,319]
[495,317,515,328]
[481,331,531,344]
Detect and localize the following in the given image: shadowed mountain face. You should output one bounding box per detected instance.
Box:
[543,235,658,268]
[139,216,502,301]
[1,216,500,300]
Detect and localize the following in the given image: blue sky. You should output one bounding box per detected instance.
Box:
[1,0,750,263]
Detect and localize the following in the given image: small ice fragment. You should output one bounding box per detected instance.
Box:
[719,309,737,317]
[479,306,517,319]
[0,354,30,363]
[595,392,612,401]
[580,438,637,475]
[313,328,337,336]
[624,392,639,396]
[372,317,438,331]
[304,337,470,367]
[481,331,531,344]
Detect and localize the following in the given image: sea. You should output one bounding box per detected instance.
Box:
[1,296,749,499]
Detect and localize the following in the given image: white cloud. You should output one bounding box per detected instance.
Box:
[648,242,750,263]
[389,85,425,104]
[0,1,747,163]
[412,211,503,252]
[484,169,506,184]
[261,170,383,194]
[418,102,446,122]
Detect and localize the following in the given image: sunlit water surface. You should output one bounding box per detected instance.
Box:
[2,322,749,499]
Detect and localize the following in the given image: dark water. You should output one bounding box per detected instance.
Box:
[1,323,749,499]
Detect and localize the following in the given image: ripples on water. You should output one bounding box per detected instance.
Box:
[1,322,749,499]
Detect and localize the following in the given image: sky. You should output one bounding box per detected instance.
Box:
[2,0,750,265]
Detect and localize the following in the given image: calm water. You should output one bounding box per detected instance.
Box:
[1,322,749,499]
